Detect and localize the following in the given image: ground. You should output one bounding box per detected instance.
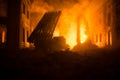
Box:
[0,48,120,80]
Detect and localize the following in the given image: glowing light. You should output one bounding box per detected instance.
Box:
[26,42,30,47]
[53,28,60,37]
[31,0,111,49]
[53,4,89,49]
[80,22,87,43]
[66,24,77,49]
[2,31,5,43]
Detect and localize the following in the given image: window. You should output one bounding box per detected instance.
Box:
[27,31,29,38]
[108,13,111,26]
[23,3,25,14]
[100,34,102,42]
[0,0,7,17]
[108,31,111,45]
[23,28,25,42]
[96,35,98,42]
[2,31,5,43]
[27,10,29,19]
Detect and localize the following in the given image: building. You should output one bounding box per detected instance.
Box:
[113,0,120,48]
[19,0,33,48]
[0,0,33,50]
[0,0,120,50]
[88,0,119,49]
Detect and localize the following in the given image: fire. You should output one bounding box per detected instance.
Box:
[53,13,88,49]
[53,27,60,37]
[31,0,112,49]
[80,21,88,43]
[65,23,77,48]
[53,3,90,49]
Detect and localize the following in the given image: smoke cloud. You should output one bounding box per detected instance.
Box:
[30,0,92,28]
[31,0,95,12]
[30,0,108,35]
[30,0,110,48]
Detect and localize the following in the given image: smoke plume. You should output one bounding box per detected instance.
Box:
[30,0,92,29]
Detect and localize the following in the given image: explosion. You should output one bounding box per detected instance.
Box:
[53,3,89,49]
[31,0,111,49]
[80,21,88,44]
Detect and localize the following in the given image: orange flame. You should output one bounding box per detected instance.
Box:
[80,21,88,43]
[32,0,111,49]
[53,11,88,49]
[53,27,60,37]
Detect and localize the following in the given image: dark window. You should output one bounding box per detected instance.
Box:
[116,5,120,15]
[23,3,25,14]
[108,13,111,26]
[27,10,29,19]
[100,34,102,42]
[27,31,29,38]
[108,31,111,45]
[0,0,7,17]
[23,28,25,42]
[96,35,98,42]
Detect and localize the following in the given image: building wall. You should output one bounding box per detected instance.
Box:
[0,0,7,48]
[113,0,120,48]
[0,0,33,49]
[19,0,32,48]
[89,0,113,48]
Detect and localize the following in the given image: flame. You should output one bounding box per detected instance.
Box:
[53,27,60,37]
[52,3,91,49]
[31,0,113,49]
[53,12,88,49]
[80,21,88,43]
[65,23,77,48]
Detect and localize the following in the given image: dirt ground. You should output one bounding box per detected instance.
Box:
[0,48,120,80]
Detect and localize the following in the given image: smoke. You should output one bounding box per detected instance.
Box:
[30,0,107,28]
[31,0,95,12]
[31,0,109,47]
[30,0,92,28]
[43,0,80,10]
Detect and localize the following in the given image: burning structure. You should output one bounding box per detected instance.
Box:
[28,11,69,51]
[19,0,33,48]
[52,0,114,50]
[0,0,33,50]
[29,0,120,51]
[0,0,120,51]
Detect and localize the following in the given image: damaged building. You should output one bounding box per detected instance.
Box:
[90,0,120,49]
[52,0,120,50]
[89,0,114,48]
[19,0,33,48]
[0,0,33,50]
[0,0,120,51]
